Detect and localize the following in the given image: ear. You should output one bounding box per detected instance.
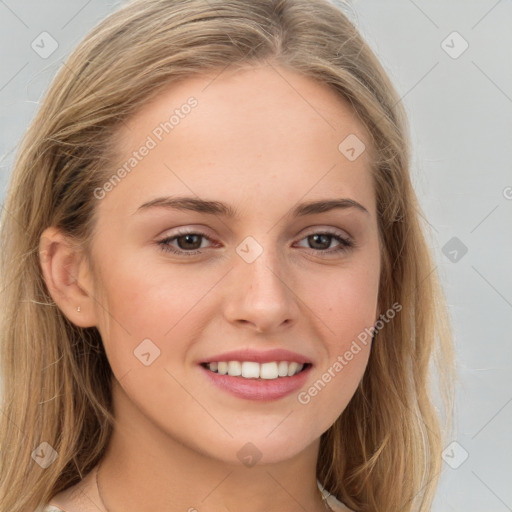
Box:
[39,226,98,328]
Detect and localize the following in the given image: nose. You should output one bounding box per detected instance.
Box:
[222,242,300,333]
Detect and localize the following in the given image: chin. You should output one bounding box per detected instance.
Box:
[198,428,318,467]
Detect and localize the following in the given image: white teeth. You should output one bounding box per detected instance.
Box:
[287,362,299,376]
[260,362,278,380]
[241,361,260,379]
[205,360,306,379]
[278,361,289,377]
[227,361,242,376]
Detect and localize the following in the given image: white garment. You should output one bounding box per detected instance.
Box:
[318,479,350,511]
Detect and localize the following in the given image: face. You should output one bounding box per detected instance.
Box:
[86,63,381,465]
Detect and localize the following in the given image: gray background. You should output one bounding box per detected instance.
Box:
[1,1,511,510]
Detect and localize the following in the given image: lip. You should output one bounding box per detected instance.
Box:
[200,363,312,401]
[199,348,312,365]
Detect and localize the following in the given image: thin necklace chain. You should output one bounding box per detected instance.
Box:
[95,462,334,512]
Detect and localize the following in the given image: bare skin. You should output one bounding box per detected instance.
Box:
[40,62,379,512]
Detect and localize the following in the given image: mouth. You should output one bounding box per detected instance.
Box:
[199,360,313,401]
[200,361,312,380]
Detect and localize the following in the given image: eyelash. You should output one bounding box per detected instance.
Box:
[157,229,355,257]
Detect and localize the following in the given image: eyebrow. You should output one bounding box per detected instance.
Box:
[134,196,369,218]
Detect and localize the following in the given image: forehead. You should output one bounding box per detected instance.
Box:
[104,64,376,218]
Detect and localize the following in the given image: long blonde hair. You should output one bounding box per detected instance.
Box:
[0,1,454,511]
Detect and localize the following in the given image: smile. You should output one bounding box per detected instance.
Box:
[200,362,312,401]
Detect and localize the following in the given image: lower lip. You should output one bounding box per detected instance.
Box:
[200,364,312,401]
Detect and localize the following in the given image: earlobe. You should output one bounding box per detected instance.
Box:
[39,226,97,328]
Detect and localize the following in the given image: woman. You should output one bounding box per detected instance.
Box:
[0,1,454,511]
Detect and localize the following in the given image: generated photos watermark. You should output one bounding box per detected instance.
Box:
[297,301,402,405]
[94,96,198,200]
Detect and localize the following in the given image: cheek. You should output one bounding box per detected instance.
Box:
[309,260,380,345]
[92,255,199,383]
[297,259,378,411]
[95,252,209,334]
[296,273,376,430]
[91,253,223,376]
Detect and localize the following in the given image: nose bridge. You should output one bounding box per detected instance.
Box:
[236,233,288,297]
[223,233,298,330]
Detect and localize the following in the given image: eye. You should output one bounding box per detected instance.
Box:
[295,231,354,255]
[157,230,214,256]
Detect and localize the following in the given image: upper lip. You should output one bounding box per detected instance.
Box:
[199,348,313,365]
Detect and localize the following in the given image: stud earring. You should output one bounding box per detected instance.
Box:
[77,306,81,312]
